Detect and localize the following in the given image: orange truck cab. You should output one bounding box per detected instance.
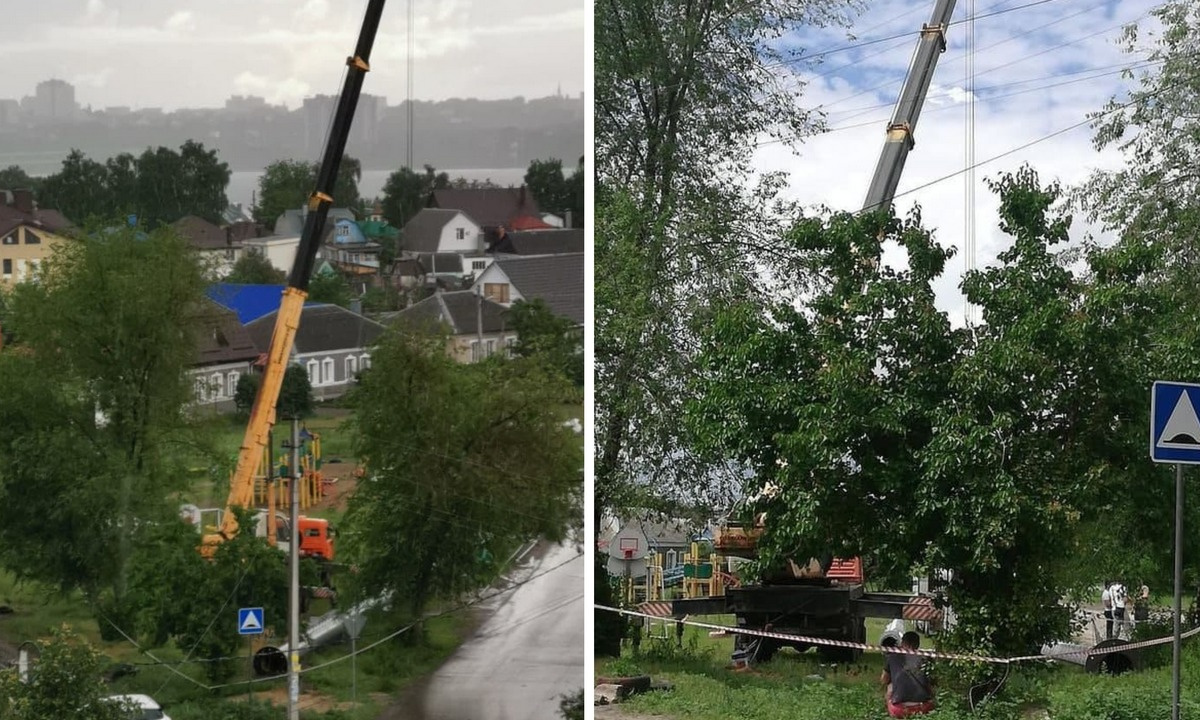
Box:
[298,517,335,561]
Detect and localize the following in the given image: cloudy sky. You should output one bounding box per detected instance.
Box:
[753,0,1159,325]
[0,0,584,110]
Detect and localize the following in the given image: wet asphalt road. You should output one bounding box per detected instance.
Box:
[386,540,585,720]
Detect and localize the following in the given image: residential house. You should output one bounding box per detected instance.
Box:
[391,252,469,291]
[320,217,382,277]
[245,304,385,400]
[470,252,584,327]
[399,208,492,278]
[392,290,516,363]
[489,228,584,257]
[171,215,243,278]
[248,206,358,273]
[426,186,551,235]
[0,188,72,286]
[189,300,260,411]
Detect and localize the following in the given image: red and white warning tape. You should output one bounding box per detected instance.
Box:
[598,604,1200,665]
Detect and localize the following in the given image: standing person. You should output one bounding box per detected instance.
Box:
[1102,581,1114,640]
[1111,580,1128,638]
[880,631,936,718]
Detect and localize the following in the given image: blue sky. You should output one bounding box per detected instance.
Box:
[752,0,1161,325]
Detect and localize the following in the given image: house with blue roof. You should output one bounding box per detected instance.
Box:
[205,283,325,324]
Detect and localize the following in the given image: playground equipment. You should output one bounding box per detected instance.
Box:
[253,427,327,511]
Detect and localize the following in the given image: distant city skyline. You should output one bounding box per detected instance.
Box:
[0,0,584,111]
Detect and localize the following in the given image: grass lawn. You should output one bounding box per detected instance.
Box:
[598,619,1200,720]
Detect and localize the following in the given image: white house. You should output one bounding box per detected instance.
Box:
[470,252,584,326]
[400,208,492,278]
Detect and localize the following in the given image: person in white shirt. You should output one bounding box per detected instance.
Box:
[1111,581,1128,638]
[1101,582,1114,639]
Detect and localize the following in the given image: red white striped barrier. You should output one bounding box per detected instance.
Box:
[595,604,1200,665]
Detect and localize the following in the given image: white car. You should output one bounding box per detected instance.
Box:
[103,694,171,720]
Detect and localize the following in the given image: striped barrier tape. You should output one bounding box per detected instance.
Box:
[597,603,1200,665]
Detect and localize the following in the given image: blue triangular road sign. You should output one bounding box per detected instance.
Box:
[238,607,264,635]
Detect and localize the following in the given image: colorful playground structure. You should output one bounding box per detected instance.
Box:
[623,541,739,604]
[252,427,330,511]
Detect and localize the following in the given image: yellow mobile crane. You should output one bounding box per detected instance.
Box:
[200,0,387,561]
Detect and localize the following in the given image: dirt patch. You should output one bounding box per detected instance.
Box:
[310,460,359,514]
[233,686,388,713]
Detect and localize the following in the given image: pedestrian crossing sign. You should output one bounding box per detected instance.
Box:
[238,607,264,635]
[1151,381,1200,464]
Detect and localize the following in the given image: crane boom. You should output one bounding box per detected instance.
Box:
[204,0,387,552]
[862,0,958,213]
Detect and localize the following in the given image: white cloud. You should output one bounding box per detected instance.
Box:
[85,0,105,20]
[164,11,196,33]
[295,0,330,24]
[232,71,311,109]
[71,67,114,89]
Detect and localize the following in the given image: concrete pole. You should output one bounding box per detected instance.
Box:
[288,418,302,720]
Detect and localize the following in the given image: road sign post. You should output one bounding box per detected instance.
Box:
[1149,381,1200,720]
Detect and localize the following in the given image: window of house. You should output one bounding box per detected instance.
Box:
[211,373,224,398]
[2,234,16,245]
[228,371,240,397]
[472,260,486,271]
[485,339,496,357]
[307,360,319,386]
[666,550,677,568]
[195,376,208,403]
[360,353,371,369]
[24,231,40,245]
[322,358,335,384]
[505,336,517,358]
[470,341,482,363]
[346,355,358,378]
[2,259,10,275]
[483,283,510,303]
[456,227,465,240]
[337,225,349,237]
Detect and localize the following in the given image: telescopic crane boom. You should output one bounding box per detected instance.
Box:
[202,0,387,556]
[861,0,958,213]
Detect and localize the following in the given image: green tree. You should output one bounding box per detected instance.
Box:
[594,0,856,526]
[225,251,285,284]
[278,363,315,420]
[343,328,581,615]
[132,140,230,227]
[381,164,450,229]
[509,298,582,387]
[525,158,568,214]
[0,626,128,720]
[0,165,40,194]
[0,224,207,620]
[308,268,353,308]
[253,156,362,229]
[233,366,315,421]
[38,149,111,224]
[124,508,289,682]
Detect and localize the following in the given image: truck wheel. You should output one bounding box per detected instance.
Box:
[818,619,865,663]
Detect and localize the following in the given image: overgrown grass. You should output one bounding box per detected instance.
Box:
[600,622,1200,720]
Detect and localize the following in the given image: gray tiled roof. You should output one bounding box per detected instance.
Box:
[429,187,540,228]
[396,290,511,335]
[490,228,583,256]
[400,208,462,254]
[172,215,228,251]
[493,252,584,325]
[193,299,260,366]
[246,303,385,354]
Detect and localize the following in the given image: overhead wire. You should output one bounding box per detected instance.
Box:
[965,0,978,326]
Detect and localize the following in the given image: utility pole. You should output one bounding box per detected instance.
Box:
[288,418,302,720]
[476,284,484,359]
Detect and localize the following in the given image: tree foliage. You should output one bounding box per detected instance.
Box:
[308,268,353,308]
[381,165,450,230]
[0,626,128,720]
[225,251,285,284]
[687,168,1200,654]
[0,165,41,195]
[0,224,207,614]
[508,298,582,387]
[594,0,858,524]
[123,508,290,682]
[525,158,583,226]
[232,365,315,421]
[39,141,230,228]
[252,156,363,230]
[343,328,581,615]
